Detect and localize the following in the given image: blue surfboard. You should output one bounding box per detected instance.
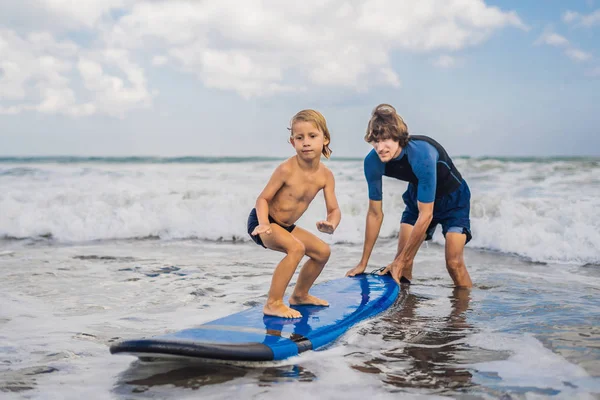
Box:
[110,274,398,362]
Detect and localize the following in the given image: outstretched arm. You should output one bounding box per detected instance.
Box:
[346,199,383,276]
[388,140,438,283]
[317,169,341,234]
[346,150,386,276]
[360,200,384,266]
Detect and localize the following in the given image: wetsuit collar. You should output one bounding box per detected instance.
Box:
[391,146,406,161]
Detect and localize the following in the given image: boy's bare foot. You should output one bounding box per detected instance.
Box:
[289,294,329,307]
[263,301,302,318]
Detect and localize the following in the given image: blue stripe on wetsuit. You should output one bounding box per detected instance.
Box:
[364,140,439,203]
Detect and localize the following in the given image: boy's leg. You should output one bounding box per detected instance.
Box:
[285,226,330,306]
[444,232,473,288]
[259,224,307,318]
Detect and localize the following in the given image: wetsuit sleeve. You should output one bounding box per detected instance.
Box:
[364,150,385,201]
[407,141,439,203]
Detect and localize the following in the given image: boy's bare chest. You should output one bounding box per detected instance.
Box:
[281,175,324,202]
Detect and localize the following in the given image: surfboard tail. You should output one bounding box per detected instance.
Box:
[110,339,276,361]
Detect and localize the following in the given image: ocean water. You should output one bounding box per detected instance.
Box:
[0,156,599,399]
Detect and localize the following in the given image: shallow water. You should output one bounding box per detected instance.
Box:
[1,239,599,399]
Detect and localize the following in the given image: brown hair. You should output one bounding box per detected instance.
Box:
[289,109,332,159]
[364,104,409,147]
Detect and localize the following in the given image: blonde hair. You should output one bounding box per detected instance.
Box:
[289,109,332,159]
[364,104,409,147]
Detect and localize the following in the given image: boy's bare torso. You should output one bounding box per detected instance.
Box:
[269,157,329,226]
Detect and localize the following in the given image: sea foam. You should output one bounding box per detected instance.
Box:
[1,158,598,265]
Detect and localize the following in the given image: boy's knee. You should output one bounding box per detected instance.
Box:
[313,244,331,264]
[321,245,332,262]
[288,242,305,260]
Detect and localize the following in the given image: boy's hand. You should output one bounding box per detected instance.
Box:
[251,224,272,236]
[316,220,335,234]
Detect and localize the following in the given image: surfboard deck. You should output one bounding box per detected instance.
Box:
[110,274,398,362]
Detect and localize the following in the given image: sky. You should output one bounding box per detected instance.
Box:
[1,0,599,158]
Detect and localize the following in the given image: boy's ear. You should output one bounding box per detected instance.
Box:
[290,138,295,147]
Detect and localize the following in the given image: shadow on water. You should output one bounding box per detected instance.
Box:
[348,284,597,399]
[347,287,516,397]
[112,360,316,396]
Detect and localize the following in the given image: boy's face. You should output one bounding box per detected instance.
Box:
[290,121,328,160]
[371,137,402,162]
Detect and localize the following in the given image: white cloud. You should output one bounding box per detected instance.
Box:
[0,0,526,115]
[562,11,580,24]
[103,0,525,97]
[581,9,600,26]
[433,55,459,68]
[534,31,593,65]
[0,29,81,115]
[565,48,593,62]
[78,49,153,117]
[0,0,132,33]
[535,32,570,47]
[562,9,600,27]
[152,55,169,66]
[0,28,152,117]
[41,0,131,28]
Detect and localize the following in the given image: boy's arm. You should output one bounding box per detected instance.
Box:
[346,199,383,276]
[389,200,432,283]
[254,164,288,228]
[346,151,385,276]
[389,144,437,283]
[318,169,341,233]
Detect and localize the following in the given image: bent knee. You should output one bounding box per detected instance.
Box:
[446,257,464,272]
[312,244,331,264]
[287,241,306,260]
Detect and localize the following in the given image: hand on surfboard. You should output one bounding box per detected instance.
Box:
[377,264,392,276]
[389,260,412,285]
[251,224,272,236]
[345,263,367,277]
[316,220,335,234]
[390,263,402,285]
[371,262,413,285]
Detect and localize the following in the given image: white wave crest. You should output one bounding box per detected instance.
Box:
[1,158,599,265]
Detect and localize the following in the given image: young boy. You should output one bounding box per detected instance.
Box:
[247,110,341,318]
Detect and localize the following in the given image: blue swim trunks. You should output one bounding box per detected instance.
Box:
[400,180,473,244]
[247,208,296,248]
